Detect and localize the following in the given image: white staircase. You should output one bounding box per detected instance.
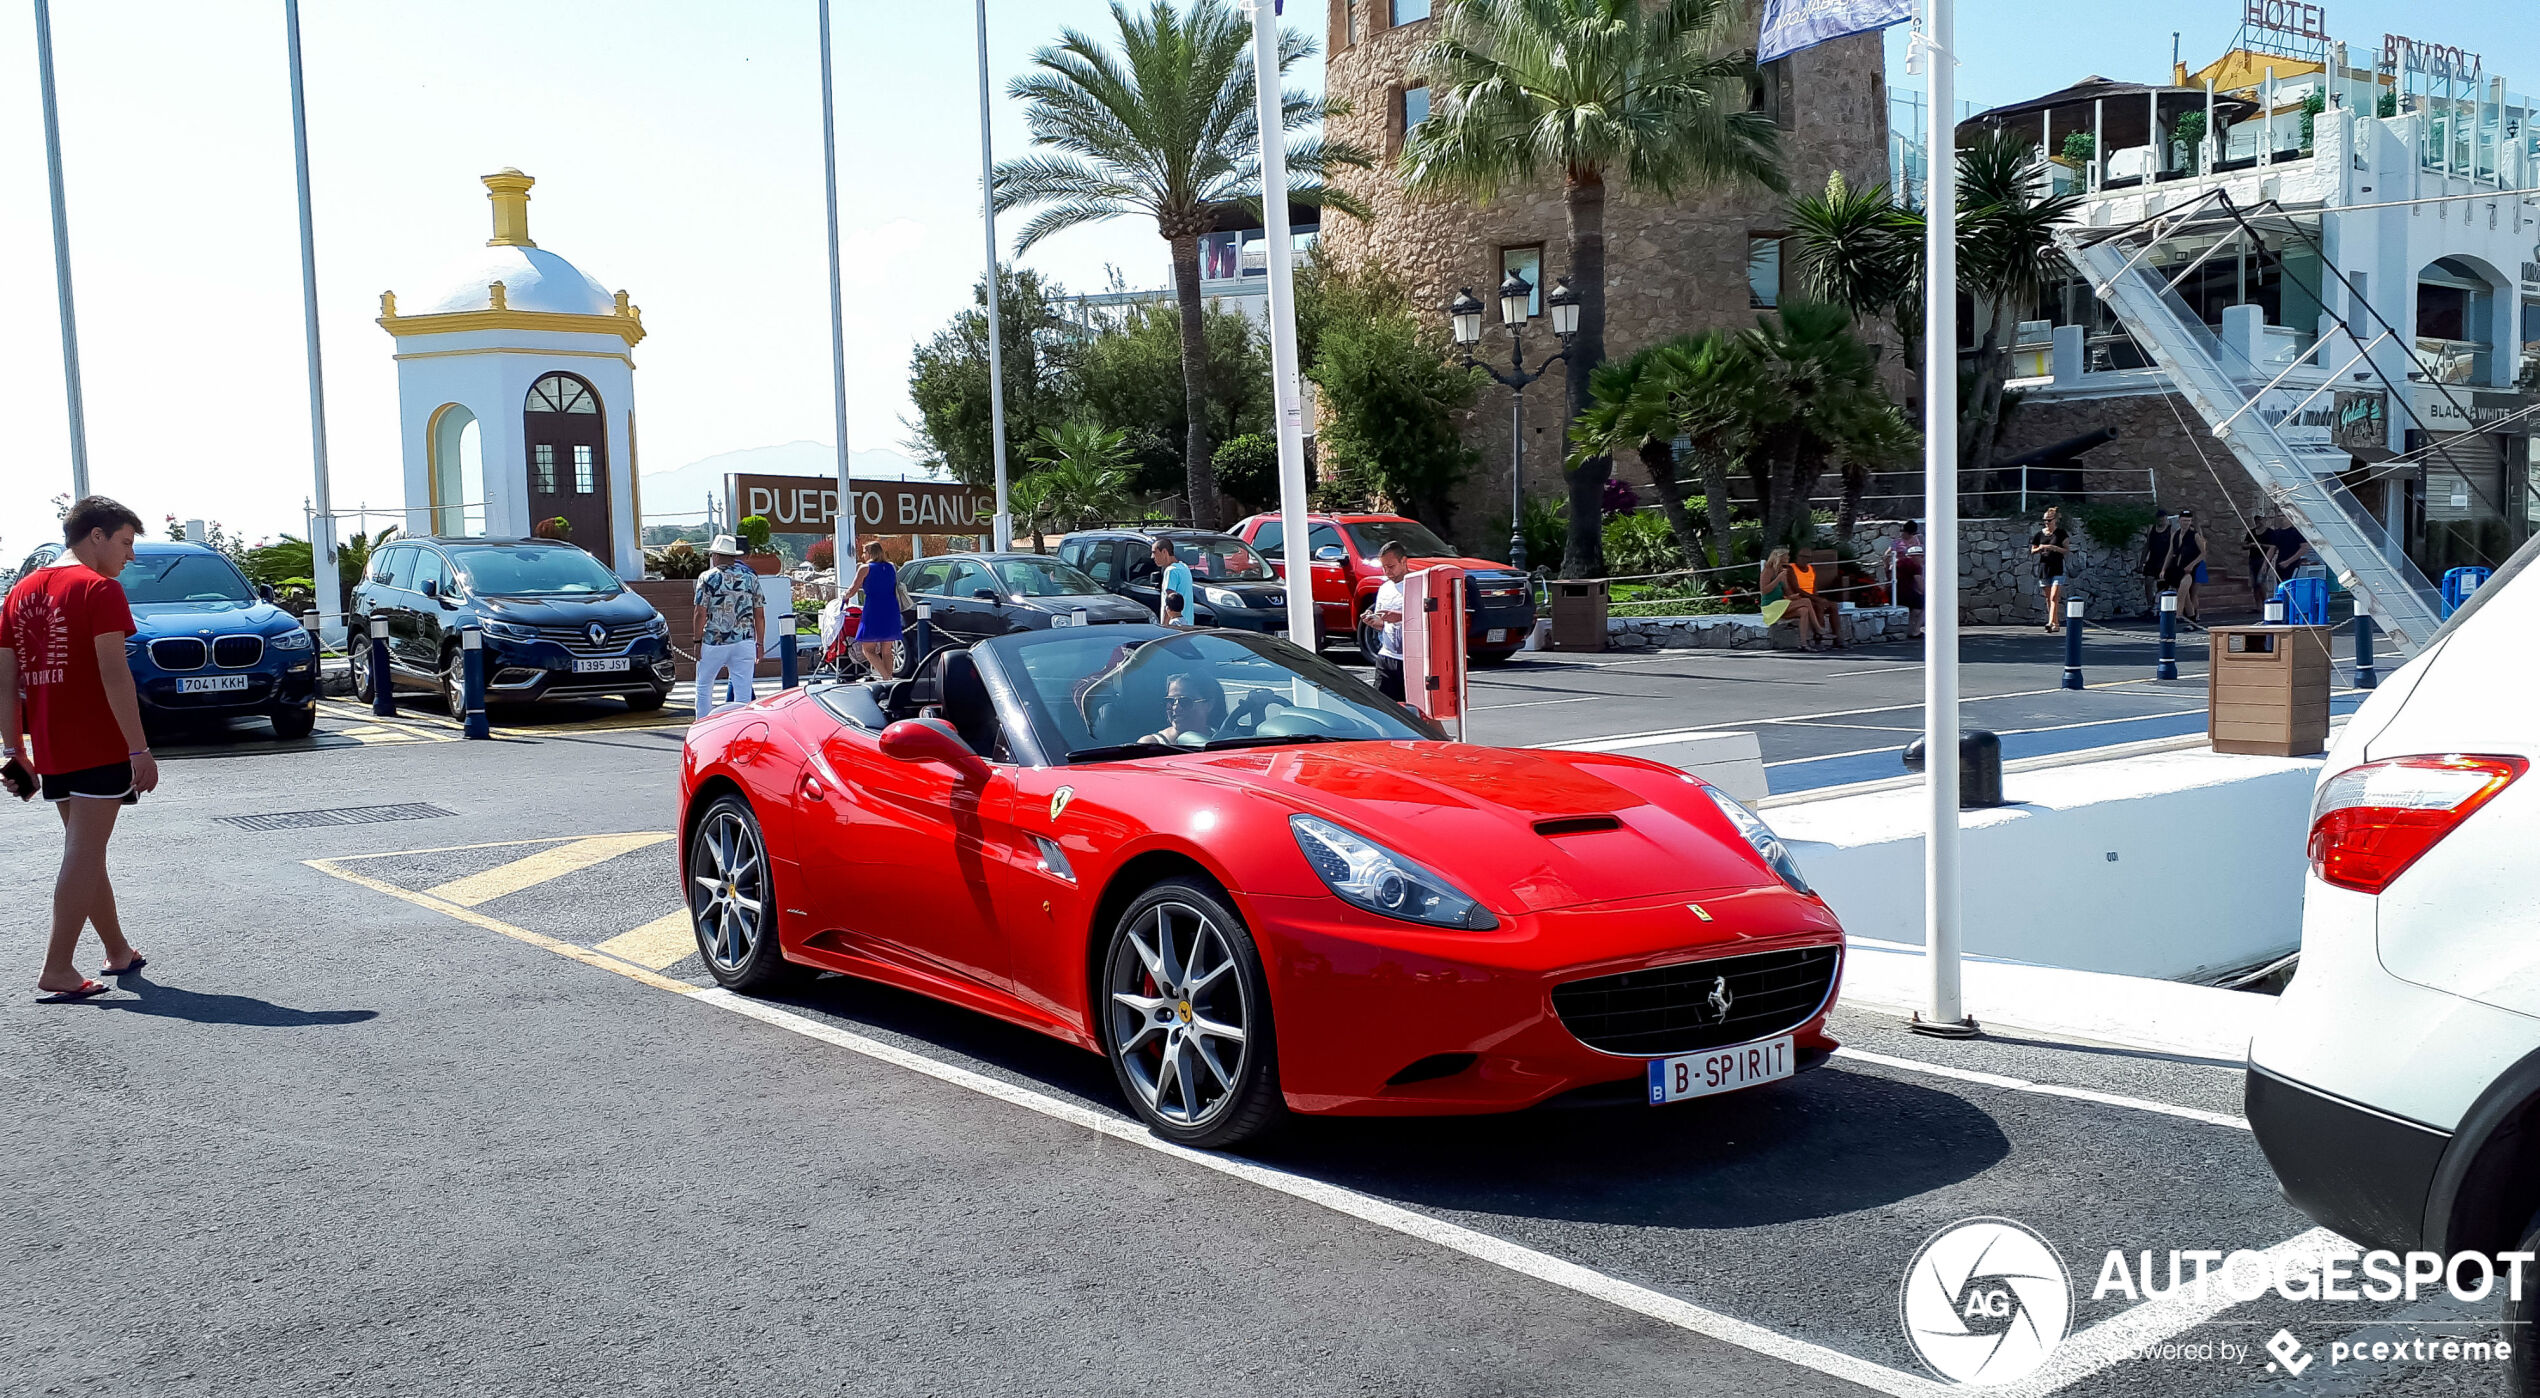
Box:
[2057,225,2447,655]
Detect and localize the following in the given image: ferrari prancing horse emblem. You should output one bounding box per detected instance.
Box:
[1049,786,1075,822]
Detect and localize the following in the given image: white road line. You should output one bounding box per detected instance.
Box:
[1758,710,2215,769]
[692,988,1949,1398]
[1542,677,2198,750]
[1831,1048,2249,1130]
[1821,664,1923,678]
[1994,1229,2349,1398]
[1471,695,1602,712]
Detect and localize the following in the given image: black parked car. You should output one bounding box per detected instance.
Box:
[1054,529,1311,642]
[900,552,1149,649]
[350,537,672,711]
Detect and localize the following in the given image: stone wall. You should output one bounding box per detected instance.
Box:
[1318,3,1891,548]
[1848,518,2152,625]
[1608,605,1912,651]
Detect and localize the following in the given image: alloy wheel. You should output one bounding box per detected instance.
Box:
[689,807,766,974]
[1106,899,1251,1129]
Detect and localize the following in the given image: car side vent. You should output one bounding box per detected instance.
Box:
[1532,815,1622,837]
[1385,1052,1478,1087]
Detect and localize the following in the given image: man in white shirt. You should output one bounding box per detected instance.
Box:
[691,535,766,718]
[1363,542,1411,701]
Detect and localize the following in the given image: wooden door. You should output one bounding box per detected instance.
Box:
[523,373,613,557]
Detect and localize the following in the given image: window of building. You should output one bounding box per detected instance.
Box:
[1747,236,1783,309]
[1390,0,1430,24]
[573,444,596,494]
[1747,58,1789,129]
[1501,245,1544,317]
[526,373,598,414]
[1402,84,1430,136]
[1332,0,1356,48]
[532,443,558,494]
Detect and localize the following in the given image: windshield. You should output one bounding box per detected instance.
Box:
[1343,519,1459,560]
[1165,535,1275,582]
[448,544,622,596]
[989,556,1105,597]
[117,553,253,605]
[999,628,1431,762]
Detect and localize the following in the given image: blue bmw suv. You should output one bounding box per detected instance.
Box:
[115,541,321,738]
[350,537,672,711]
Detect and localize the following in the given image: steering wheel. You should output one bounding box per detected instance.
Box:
[1252,706,1364,739]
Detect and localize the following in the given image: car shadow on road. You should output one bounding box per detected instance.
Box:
[1253,1066,2011,1230]
[70,972,379,1028]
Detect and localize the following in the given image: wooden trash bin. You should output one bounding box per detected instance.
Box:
[1549,580,1609,652]
[2208,625,2331,756]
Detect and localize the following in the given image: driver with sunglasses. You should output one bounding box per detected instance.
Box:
[1136,672,1225,747]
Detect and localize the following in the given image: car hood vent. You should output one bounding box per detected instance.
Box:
[1533,815,1622,837]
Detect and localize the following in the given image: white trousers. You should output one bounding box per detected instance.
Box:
[694,641,758,715]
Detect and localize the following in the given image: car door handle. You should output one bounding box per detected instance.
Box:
[801,774,826,802]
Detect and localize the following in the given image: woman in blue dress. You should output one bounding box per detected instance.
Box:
[847,540,907,677]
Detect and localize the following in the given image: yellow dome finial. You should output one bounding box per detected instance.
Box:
[482,168,537,248]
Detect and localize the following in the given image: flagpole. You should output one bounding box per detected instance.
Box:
[33,0,89,499]
[1248,0,1314,650]
[976,0,1013,551]
[818,0,855,567]
[1915,0,1974,1037]
[283,0,343,647]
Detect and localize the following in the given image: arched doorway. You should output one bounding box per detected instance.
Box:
[427,404,484,536]
[523,372,612,555]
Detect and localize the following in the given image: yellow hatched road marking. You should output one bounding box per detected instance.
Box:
[594,910,699,970]
[305,859,696,996]
[424,831,673,908]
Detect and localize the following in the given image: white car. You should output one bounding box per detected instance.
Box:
[2248,538,2540,1387]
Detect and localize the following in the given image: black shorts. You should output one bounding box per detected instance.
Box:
[42,760,137,804]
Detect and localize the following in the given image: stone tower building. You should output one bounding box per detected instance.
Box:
[1317,0,1892,549]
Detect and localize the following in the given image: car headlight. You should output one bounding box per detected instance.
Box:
[642,614,670,637]
[477,619,540,642]
[1289,815,1499,930]
[124,636,145,659]
[1700,785,1812,894]
[1201,586,1247,611]
[268,626,313,652]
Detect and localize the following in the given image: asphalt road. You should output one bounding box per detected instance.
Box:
[2,683,2504,1397]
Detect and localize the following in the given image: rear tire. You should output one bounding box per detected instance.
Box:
[1099,878,1285,1149]
[269,706,316,740]
[686,794,803,993]
[349,635,377,703]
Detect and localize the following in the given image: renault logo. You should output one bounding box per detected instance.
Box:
[587,621,608,647]
[1707,975,1735,1021]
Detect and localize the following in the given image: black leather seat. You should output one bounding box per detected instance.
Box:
[936,649,1000,758]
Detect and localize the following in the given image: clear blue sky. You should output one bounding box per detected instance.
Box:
[1,1,2528,561]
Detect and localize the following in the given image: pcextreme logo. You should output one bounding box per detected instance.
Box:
[1901,1217,2074,1386]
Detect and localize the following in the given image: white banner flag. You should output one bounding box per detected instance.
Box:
[1758,0,1913,64]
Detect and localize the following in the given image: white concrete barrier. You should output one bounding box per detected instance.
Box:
[1768,747,2323,984]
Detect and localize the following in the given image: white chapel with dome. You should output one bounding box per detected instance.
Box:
[381,169,648,577]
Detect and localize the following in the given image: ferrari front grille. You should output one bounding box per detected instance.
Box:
[1551,945,1838,1056]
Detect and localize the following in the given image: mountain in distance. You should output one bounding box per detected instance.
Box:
[639,441,942,526]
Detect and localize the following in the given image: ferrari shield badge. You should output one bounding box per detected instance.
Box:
[1686,903,1713,922]
[1049,786,1075,822]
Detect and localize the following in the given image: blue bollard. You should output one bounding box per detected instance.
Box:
[460,626,489,739]
[780,631,798,689]
[2155,591,2178,680]
[911,601,933,673]
[2061,598,2085,690]
[2353,598,2378,690]
[368,616,397,717]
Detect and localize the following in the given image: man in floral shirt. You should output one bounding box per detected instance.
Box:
[691,535,765,717]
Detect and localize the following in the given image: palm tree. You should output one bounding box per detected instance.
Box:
[1956,129,2080,473]
[1402,0,1784,578]
[994,1,1368,529]
[1737,302,1894,551]
[1648,330,1764,560]
[1786,170,1923,406]
[1570,349,1702,567]
[1015,421,1138,550]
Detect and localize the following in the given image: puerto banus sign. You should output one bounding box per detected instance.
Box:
[727,473,992,534]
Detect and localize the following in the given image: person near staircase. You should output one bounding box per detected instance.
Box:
[2140,511,2176,617]
[2029,506,2072,633]
[2165,510,2209,625]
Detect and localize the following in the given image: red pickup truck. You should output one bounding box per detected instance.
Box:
[1229,511,1537,664]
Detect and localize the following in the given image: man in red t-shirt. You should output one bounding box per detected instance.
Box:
[1,495,157,1001]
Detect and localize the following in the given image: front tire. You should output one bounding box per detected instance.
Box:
[439,648,465,716]
[269,706,316,739]
[349,633,377,703]
[686,795,802,992]
[1100,878,1284,1149]
[625,687,667,712]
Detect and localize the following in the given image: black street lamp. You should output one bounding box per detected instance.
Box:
[1452,272,1580,574]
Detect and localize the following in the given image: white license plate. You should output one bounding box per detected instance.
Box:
[177,674,250,693]
[572,657,629,673]
[1487,628,1508,643]
[1646,1035,1793,1105]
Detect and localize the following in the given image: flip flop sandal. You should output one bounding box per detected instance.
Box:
[36,979,111,1003]
[105,955,147,975]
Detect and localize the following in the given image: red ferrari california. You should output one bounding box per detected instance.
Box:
[677,625,1843,1147]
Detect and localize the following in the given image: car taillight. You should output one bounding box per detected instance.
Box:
[2306,755,2526,894]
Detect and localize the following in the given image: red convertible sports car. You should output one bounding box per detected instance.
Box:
[677,624,1844,1147]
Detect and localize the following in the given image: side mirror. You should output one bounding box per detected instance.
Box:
[1313,546,1347,563]
[971,588,999,601]
[257,583,277,602]
[879,717,990,784]
[420,578,439,599]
